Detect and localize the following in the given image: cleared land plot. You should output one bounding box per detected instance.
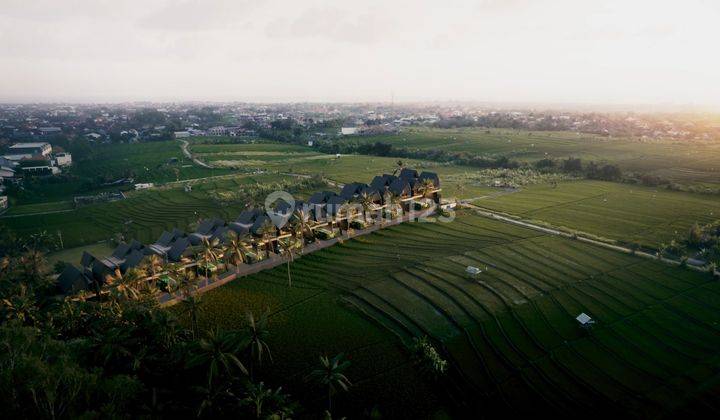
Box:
[189,140,495,198]
[191,211,720,416]
[475,180,720,247]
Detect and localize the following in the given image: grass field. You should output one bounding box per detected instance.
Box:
[11,141,236,205]
[3,173,298,250]
[358,128,720,186]
[186,211,720,416]
[189,140,495,199]
[475,180,720,248]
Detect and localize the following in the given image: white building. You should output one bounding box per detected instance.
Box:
[54,152,72,167]
[340,127,359,136]
[4,142,52,161]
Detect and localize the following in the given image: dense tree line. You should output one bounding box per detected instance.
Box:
[0,228,357,419]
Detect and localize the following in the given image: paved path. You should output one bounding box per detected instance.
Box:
[159,206,438,307]
[462,202,708,271]
[178,139,211,168]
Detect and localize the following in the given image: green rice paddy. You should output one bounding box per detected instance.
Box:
[190,211,720,416]
[475,180,720,248]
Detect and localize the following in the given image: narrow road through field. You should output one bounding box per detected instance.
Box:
[178,139,212,168]
[461,202,708,270]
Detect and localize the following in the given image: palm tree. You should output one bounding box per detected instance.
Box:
[277,236,301,287]
[290,205,315,244]
[104,268,143,301]
[391,159,404,176]
[308,353,352,413]
[354,190,375,225]
[198,237,221,278]
[241,381,294,419]
[0,284,39,326]
[417,178,436,199]
[256,218,278,259]
[187,328,248,387]
[244,310,272,380]
[180,291,203,339]
[140,254,164,289]
[225,231,249,271]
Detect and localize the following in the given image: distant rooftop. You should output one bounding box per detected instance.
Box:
[10,142,50,149]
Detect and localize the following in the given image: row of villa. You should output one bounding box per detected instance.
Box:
[57,169,441,295]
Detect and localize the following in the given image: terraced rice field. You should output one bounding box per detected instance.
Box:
[195,211,720,416]
[476,180,720,247]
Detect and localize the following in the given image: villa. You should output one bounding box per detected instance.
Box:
[56,169,442,296]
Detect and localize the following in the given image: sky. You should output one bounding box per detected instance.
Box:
[1,0,719,106]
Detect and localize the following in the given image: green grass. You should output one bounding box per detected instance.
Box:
[476,180,720,247]
[188,140,495,199]
[72,140,235,183]
[11,141,237,205]
[357,127,720,185]
[46,241,114,266]
[2,173,300,249]
[188,211,720,415]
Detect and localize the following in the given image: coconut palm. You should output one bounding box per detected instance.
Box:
[198,237,221,277]
[290,205,315,244]
[391,159,404,176]
[256,218,278,258]
[417,178,437,199]
[1,284,39,326]
[354,190,375,225]
[277,235,302,287]
[308,353,352,413]
[188,328,248,387]
[225,231,250,271]
[243,310,273,380]
[104,268,144,301]
[140,254,164,289]
[180,291,203,339]
[241,381,294,419]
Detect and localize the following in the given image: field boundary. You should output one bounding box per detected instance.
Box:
[461,202,709,272]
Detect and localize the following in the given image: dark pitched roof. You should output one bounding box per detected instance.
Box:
[156,231,174,246]
[419,171,440,188]
[228,222,250,237]
[80,251,96,267]
[308,191,335,205]
[370,174,397,189]
[389,178,411,196]
[251,214,282,235]
[57,265,91,294]
[399,168,419,179]
[326,195,350,216]
[237,208,262,224]
[167,237,191,262]
[340,182,367,199]
[121,250,145,271]
[111,243,130,259]
[128,239,143,250]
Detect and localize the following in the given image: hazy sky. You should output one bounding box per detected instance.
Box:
[1,0,719,105]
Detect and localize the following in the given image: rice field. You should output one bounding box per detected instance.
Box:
[191,211,720,416]
[5,173,297,249]
[359,127,720,186]
[476,180,720,247]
